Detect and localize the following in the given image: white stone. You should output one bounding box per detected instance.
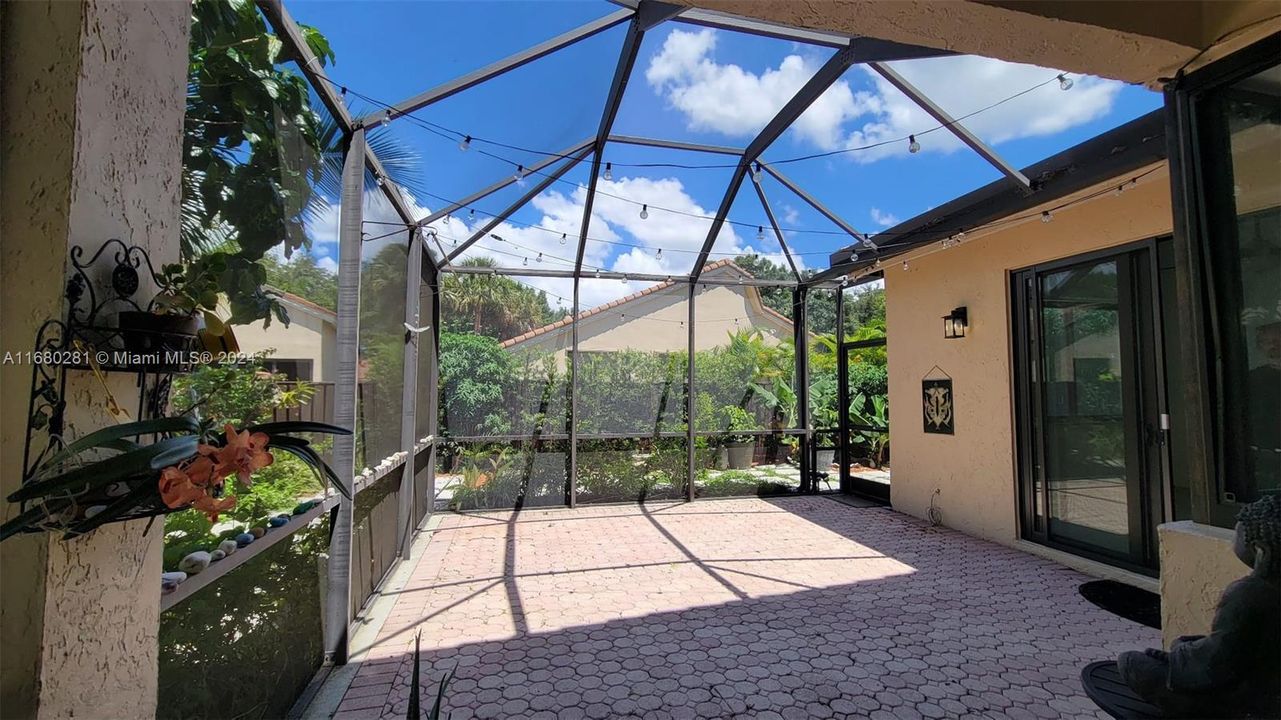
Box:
[178,551,211,575]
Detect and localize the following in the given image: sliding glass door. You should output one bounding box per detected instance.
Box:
[1013,245,1166,571]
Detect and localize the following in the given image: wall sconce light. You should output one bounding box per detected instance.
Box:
[943,306,968,339]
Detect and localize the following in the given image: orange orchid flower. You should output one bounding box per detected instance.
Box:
[158,466,205,509]
[191,493,237,523]
[211,423,274,487]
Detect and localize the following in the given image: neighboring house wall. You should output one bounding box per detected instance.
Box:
[234,293,338,382]
[503,264,792,359]
[882,164,1172,546]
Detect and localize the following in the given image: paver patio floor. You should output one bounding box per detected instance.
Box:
[332,496,1158,719]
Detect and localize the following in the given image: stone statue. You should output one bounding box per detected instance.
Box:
[1118,495,1280,718]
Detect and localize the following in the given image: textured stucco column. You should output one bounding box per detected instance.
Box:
[0,1,191,717]
[1157,521,1249,648]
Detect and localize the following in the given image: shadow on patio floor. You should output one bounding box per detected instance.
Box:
[324,496,1157,720]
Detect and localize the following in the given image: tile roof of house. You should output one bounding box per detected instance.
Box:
[269,287,337,320]
[499,259,793,349]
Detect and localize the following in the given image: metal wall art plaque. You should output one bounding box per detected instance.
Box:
[922,371,954,435]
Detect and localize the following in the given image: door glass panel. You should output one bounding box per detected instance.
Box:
[1201,65,1281,504]
[1038,259,1130,553]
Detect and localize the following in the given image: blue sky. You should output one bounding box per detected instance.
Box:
[289,0,1162,308]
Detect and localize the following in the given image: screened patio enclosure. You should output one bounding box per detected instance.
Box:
[139,0,1178,715]
[255,0,1099,513]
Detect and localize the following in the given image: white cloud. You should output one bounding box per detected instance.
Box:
[646,28,1124,162]
[781,204,800,225]
[870,207,899,227]
[301,173,800,312]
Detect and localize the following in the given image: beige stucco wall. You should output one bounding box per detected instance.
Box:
[1157,521,1250,646]
[234,299,338,382]
[882,164,1172,545]
[1,1,191,717]
[509,271,792,359]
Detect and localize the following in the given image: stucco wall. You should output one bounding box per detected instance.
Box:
[883,165,1172,545]
[0,1,190,717]
[1157,521,1250,647]
[0,2,85,714]
[234,300,338,381]
[508,273,792,359]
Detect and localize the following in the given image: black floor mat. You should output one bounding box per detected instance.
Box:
[1079,580,1162,629]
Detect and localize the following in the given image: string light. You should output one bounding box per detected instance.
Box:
[655,248,663,261]
[459,135,471,151]
[908,135,921,154]
[468,209,475,220]
[902,260,909,271]
[594,268,601,279]
[1058,74,1074,91]
[603,162,613,181]
[559,233,567,245]
[338,87,347,105]
[381,110,391,127]
[752,162,763,182]
[514,165,525,180]
[639,204,648,220]
[535,252,543,263]
[757,226,765,242]
[376,175,385,187]
[1041,211,1053,223]
[522,256,529,266]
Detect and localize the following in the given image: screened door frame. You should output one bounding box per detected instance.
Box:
[1009,238,1173,574]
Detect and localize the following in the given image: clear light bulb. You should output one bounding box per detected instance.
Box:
[603,163,613,181]
[639,204,648,220]
[514,165,525,180]
[536,253,543,263]
[1041,211,1053,223]
[1058,74,1073,91]
[594,268,601,279]
[757,226,765,242]
[752,162,762,182]
[522,256,529,266]
[908,135,921,154]
[468,209,475,219]
[560,233,567,245]
[459,135,471,151]
[376,176,385,188]
[655,248,663,260]
[381,110,391,127]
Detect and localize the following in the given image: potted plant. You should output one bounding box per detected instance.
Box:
[119,254,284,354]
[850,392,890,468]
[724,406,760,470]
[810,375,840,470]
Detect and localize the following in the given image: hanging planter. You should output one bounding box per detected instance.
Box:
[1,417,350,542]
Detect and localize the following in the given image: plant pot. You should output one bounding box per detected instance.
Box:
[726,441,754,470]
[815,449,835,470]
[715,447,729,470]
[118,311,197,354]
